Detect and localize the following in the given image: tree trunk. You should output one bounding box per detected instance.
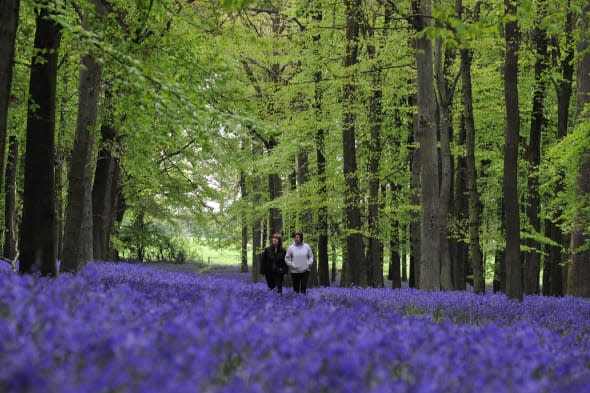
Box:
[366,40,384,288]
[414,0,440,290]
[54,68,70,263]
[390,184,401,288]
[92,124,117,261]
[0,0,20,195]
[251,138,262,283]
[19,2,61,275]
[268,168,283,236]
[523,0,547,295]
[3,135,17,261]
[107,160,124,261]
[568,1,590,297]
[62,0,106,272]
[409,102,420,289]
[460,38,485,293]
[341,0,365,287]
[544,2,574,296]
[503,0,523,300]
[297,151,318,286]
[434,39,454,290]
[453,118,468,291]
[315,66,329,286]
[240,169,249,273]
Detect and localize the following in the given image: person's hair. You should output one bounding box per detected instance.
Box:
[272,233,282,245]
[294,232,303,241]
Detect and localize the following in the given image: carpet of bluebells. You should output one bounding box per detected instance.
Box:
[1,262,590,393]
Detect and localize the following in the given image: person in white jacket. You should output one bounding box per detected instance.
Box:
[285,232,314,293]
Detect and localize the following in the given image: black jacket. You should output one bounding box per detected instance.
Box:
[260,246,287,275]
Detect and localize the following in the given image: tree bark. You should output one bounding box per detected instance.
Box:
[0,0,20,195]
[19,2,61,275]
[413,0,440,290]
[390,184,402,288]
[3,135,17,261]
[62,0,106,272]
[92,124,117,261]
[252,139,263,283]
[523,0,547,295]
[568,1,590,297]
[503,0,523,300]
[240,169,249,273]
[341,0,365,287]
[453,117,468,291]
[409,94,420,288]
[107,160,124,261]
[434,39,454,290]
[458,0,485,293]
[366,37,384,288]
[314,55,329,286]
[544,2,574,296]
[297,151,318,286]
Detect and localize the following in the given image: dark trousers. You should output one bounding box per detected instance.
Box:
[291,271,309,294]
[264,272,285,293]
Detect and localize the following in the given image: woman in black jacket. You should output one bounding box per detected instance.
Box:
[260,233,288,293]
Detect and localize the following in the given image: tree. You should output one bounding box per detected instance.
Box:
[19,0,61,275]
[544,1,574,297]
[62,0,107,272]
[503,0,523,300]
[313,6,329,287]
[523,0,548,295]
[341,0,365,287]
[0,0,20,196]
[3,135,18,261]
[458,0,485,294]
[413,0,440,290]
[567,0,590,298]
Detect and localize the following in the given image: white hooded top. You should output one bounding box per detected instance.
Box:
[285,242,314,273]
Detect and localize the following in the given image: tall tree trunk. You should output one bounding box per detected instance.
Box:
[62,0,106,272]
[107,160,124,261]
[0,0,20,195]
[524,2,547,295]
[434,39,454,290]
[545,3,574,296]
[240,169,249,273]
[568,1,590,297]
[341,0,365,287]
[458,0,485,293]
[252,138,263,283]
[3,135,17,261]
[19,2,61,275]
[413,0,440,290]
[390,184,402,288]
[409,94,420,288]
[503,0,523,300]
[314,58,329,287]
[366,37,384,288]
[54,68,70,263]
[268,167,283,236]
[92,124,117,261]
[453,117,468,290]
[297,151,318,286]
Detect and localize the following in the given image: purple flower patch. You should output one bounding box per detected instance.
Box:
[0,262,589,393]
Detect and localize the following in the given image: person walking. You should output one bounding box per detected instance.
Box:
[285,232,313,294]
[260,233,288,293]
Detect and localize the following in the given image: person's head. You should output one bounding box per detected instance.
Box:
[271,233,282,247]
[294,232,303,245]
